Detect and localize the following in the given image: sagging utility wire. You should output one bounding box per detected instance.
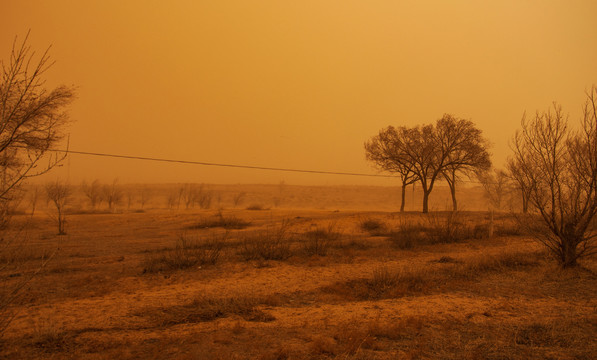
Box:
[52,149,399,178]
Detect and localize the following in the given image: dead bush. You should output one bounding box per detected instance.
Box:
[239,221,293,261]
[142,233,224,273]
[246,204,267,211]
[359,218,386,235]
[189,211,250,230]
[321,266,431,301]
[386,221,428,249]
[301,223,341,256]
[425,211,474,244]
[450,251,541,279]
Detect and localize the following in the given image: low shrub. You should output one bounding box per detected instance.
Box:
[142,233,224,273]
[321,266,431,301]
[386,221,428,249]
[239,221,294,261]
[425,211,474,244]
[189,212,250,230]
[359,218,386,235]
[246,204,267,211]
[301,223,341,256]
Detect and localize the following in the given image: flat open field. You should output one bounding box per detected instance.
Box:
[1,185,596,359]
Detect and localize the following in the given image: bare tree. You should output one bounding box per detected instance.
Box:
[477,168,510,211]
[139,186,151,209]
[27,185,39,216]
[510,88,597,267]
[365,126,418,212]
[0,33,74,334]
[81,179,102,209]
[103,179,123,211]
[0,33,74,208]
[506,158,532,213]
[45,180,71,235]
[437,115,491,211]
[125,189,135,210]
[232,191,246,208]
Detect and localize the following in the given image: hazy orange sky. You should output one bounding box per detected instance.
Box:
[2,1,597,185]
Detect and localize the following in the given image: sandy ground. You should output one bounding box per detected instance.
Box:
[1,202,596,359]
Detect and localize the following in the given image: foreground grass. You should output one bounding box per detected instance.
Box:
[1,210,596,359]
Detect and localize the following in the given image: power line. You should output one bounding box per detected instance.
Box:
[53,149,400,179]
[47,148,494,184]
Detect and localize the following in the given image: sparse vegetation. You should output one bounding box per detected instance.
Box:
[1,200,595,359]
[239,221,294,261]
[189,211,251,230]
[142,233,224,272]
[246,204,266,211]
[359,218,386,235]
[143,295,276,327]
[301,223,341,256]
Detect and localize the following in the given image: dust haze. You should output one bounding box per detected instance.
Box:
[1,1,597,359]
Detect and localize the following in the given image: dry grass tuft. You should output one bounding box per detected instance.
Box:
[28,320,72,353]
[144,295,276,327]
[142,233,224,273]
[359,218,386,235]
[321,266,432,301]
[246,204,267,211]
[300,223,341,256]
[239,221,294,261]
[189,212,251,230]
[451,251,542,279]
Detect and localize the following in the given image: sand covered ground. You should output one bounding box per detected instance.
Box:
[0,185,595,359]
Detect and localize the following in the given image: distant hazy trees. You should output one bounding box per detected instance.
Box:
[81,179,102,209]
[365,114,491,212]
[508,87,597,267]
[477,169,510,211]
[103,179,123,211]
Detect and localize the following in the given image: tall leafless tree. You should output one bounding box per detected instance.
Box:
[365,126,418,212]
[437,115,491,211]
[0,33,74,209]
[506,158,532,213]
[0,33,74,334]
[510,87,597,267]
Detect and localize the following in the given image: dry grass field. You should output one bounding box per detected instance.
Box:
[1,184,596,359]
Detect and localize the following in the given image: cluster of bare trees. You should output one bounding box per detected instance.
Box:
[365,114,491,213]
[81,179,123,210]
[167,183,213,210]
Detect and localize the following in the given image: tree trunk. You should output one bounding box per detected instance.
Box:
[422,190,430,213]
[561,237,578,268]
[449,182,457,212]
[400,184,406,212]
[521,190,529,214]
